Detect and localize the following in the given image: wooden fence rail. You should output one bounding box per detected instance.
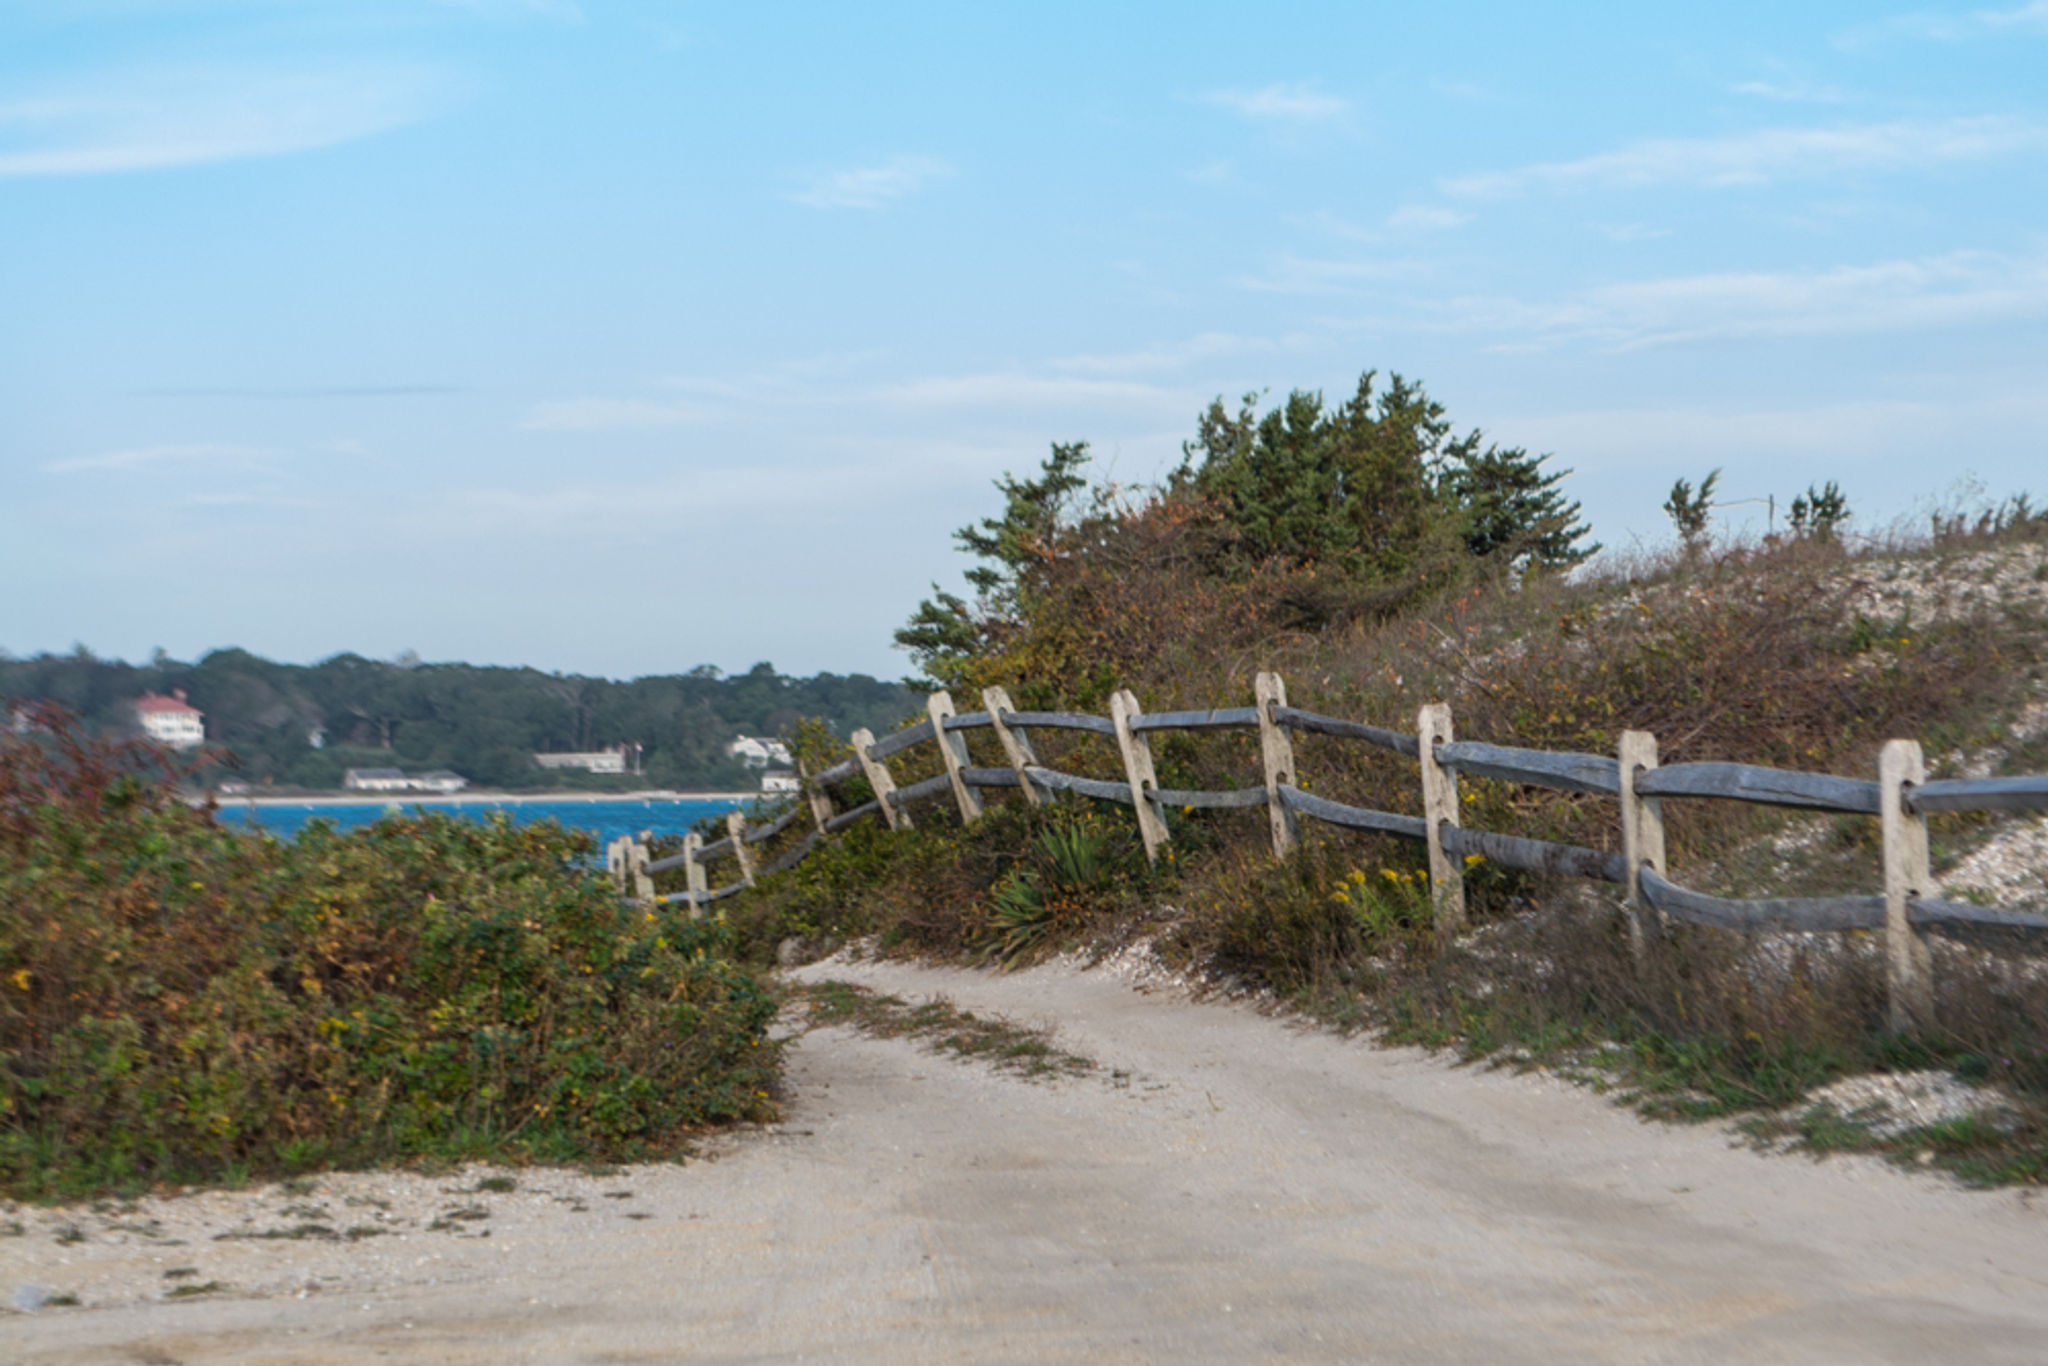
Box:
[611,674,2048,1033]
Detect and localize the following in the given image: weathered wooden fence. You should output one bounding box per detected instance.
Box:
[607,673,2048,1032]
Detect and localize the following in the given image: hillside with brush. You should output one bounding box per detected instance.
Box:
[718,369,2048,1183]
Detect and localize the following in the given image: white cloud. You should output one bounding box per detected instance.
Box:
[430,467,869,540]
[184,492,316,508]
[520,397,720,431]
[1200,83,1349,123]
[789,155,951,210]
[435,0,585,20]
[1385,204,1470,232]
[1442,116,2048,197]
[1840,1,2048,43]
[1730,78,1851,103]
[1441,248,2048,350]
[1184,159,1241,188]
[868,372,1179,410]
[1050,332,1278,377]
[43,442,264,474]
[0,61,446,178]
[1234,253,1420,296]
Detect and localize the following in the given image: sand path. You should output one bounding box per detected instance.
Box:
[9,954,2048,1363]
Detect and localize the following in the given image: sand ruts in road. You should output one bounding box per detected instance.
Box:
[10,955,2048,1362]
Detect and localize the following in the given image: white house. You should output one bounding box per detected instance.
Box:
[727,736,792,768]
[533,745,630,774]
[342,768,468,794]
[133,690,205,750]
[761,768,801,795]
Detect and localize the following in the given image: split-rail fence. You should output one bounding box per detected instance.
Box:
[605,674,2048,1032]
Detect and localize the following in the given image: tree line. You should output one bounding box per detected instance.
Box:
[0,648,917,792]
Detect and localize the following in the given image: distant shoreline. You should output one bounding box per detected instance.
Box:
[185,790,759,808]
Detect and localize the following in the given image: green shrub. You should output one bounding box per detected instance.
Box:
[0,706,779,1199]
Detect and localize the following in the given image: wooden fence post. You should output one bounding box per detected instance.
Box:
[630,830,655,902]
[605,836,628,893]
[726,811,757,889]
[1880,739,1935,1032]
[1254,671,1299,860]
[927,690,984,824]
[1110,688,1170,865]
[1417,702,1466,932]
[680,831,707,913]
[981,686,1042,807]
[1618,729,1666,965]
[799,757,835,834]
[851,728,910,831]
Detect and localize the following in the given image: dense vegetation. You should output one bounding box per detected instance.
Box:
[0,649,915,792]
[896,371,1592,704]
[0,706,780,1199]
[717,370,2048,1183]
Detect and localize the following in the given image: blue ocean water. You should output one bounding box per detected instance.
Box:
[213,797,752,845]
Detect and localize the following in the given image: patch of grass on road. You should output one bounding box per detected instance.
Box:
[793,980,1094,1081]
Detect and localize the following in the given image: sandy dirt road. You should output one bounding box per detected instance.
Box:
[9,954,2048,1363]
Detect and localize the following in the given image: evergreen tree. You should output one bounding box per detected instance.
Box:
[894,441,1095,688]
[1177,372,1450,580]
[1439,442,1599,571]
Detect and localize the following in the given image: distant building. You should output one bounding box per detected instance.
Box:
[727,736,792,769]
[133,690,205,750]
[342,768,467,794]
[533,746,629,775]
[761,768,800,795]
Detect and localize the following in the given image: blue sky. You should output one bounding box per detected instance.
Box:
[4,1,2045,679]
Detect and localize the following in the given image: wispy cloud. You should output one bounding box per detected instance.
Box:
[435,0,586,20]
[789,155,951,209]
[1730,78,1852,104]
[139,384,463,399]
[1443,116,2048,197]
[1839,1,2048,44]
[183,491,316,509]
[867,372,1179,410]
[1595,222,1669,243]
[520,397,720,431]
[1441,248,2048,350]
[43,442,265,475]
[1199,83,1348,123]
[0,61,447,178]
[1384,204,1469,232]
[1050,332,1278,377]
[1499,393,2048,483]
[1234,253,1420,296]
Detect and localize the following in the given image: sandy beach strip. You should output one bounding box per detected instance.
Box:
[181,790,758,808]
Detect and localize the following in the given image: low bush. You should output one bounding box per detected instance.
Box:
[0,706,779,1200]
